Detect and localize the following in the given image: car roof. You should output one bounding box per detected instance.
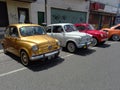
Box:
[8,23,41,28]
[111,24,120,29]
[75,23,90,26]
[47,23,73,26]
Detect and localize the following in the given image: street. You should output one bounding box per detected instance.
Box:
[0,41,120,90]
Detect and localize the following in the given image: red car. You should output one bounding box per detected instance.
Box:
[75,23,108,46]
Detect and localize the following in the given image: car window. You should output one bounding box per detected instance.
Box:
[7,27,19,37]
[20,26,45,36]
[76,26,85,30]
[4,27,10,37]
[46,26,52,33]
[64,25,77,32]
[115,26,120,30]
[88,24,95,30]
[53,26,63,33]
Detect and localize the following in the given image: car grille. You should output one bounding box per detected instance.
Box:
[81,36,91,43]
[38,42,58,53]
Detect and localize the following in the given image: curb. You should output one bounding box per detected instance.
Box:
[0,50,3,54]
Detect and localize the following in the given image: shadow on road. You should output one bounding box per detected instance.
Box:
[62,48,96,56]
[96,43,111,48]
[5,52,64,72]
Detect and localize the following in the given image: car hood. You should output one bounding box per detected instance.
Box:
[66,31,89,37]
[21,35,56,44]
[85,30,106,35]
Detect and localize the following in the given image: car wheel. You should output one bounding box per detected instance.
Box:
[67,42,76,53]
[112,35,120,41]
[20,50,30,66]
[91,38,98,46]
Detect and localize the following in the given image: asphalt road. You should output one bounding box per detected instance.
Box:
[0,41,120,90]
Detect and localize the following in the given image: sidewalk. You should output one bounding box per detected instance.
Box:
[0,43,3,54]
[0,50,3,54]
[0,27,4,53]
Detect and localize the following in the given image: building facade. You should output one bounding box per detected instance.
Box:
[0,0,119,29]
[89,0,119,29]
[31,0,90,25]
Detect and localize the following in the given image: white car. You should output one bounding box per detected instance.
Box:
[46,23,92,53]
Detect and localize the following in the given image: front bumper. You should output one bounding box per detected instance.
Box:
[101,38,108,42]
[30,49,60,61]
[77,42,91,49]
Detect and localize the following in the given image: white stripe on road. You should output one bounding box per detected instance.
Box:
[0,50,3,54]
[0,67,27,78]
[61,54,73,58]
[107,42,118,44]
[0,54,74,78]
[0,41,119,78]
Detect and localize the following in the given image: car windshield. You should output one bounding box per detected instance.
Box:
[88,24,95,30]
[64,25,78,32]
[20,26,46,36]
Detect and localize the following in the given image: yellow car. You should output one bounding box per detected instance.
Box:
[1,24,60,66]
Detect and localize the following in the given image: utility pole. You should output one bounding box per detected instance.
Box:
[45,0,47,25]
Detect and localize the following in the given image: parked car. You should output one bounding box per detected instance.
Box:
[102,24,120,41]
[75,23,108,46]
[1,24,60,66]
[46,23,92,53]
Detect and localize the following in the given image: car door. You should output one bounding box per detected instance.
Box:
[4,27,11,52]
[9,26,20,55]
[52,25,65,46]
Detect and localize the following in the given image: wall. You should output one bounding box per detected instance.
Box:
[30,0,45,24]
[47,0,89,24]
[6,0,30,24]
[91,0,119,7]
[30,0,89,24]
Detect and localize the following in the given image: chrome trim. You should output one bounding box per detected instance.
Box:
[101,38,108,41]
[77,42,91,48]
[30,55,44,61]
[45,50,59,57]
[30,49,60,61]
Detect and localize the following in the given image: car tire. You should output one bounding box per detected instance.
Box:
[91,38,98,46]
[67,42,77,53]
[20,50,30,66]
[112,35,120,41]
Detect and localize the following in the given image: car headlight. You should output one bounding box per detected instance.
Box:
[100,34,103,37]
[56,40,60,46]
[79,37,82,41]
[32,45,38,51]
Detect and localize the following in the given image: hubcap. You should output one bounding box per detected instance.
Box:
[67,43,75,52]
[21,52,29,66]
[112,35,120,41]
[91,38,97,46]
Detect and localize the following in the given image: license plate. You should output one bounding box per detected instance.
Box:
[84,45,87,48]
[48,55,55,60]
[48,56,52,60]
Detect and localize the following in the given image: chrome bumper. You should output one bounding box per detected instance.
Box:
[30,49,60,61]
[77,42,91,48]
[101,38,108,42]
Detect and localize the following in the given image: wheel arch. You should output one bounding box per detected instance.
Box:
[19,48,30,58]
[66,40,77,48]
